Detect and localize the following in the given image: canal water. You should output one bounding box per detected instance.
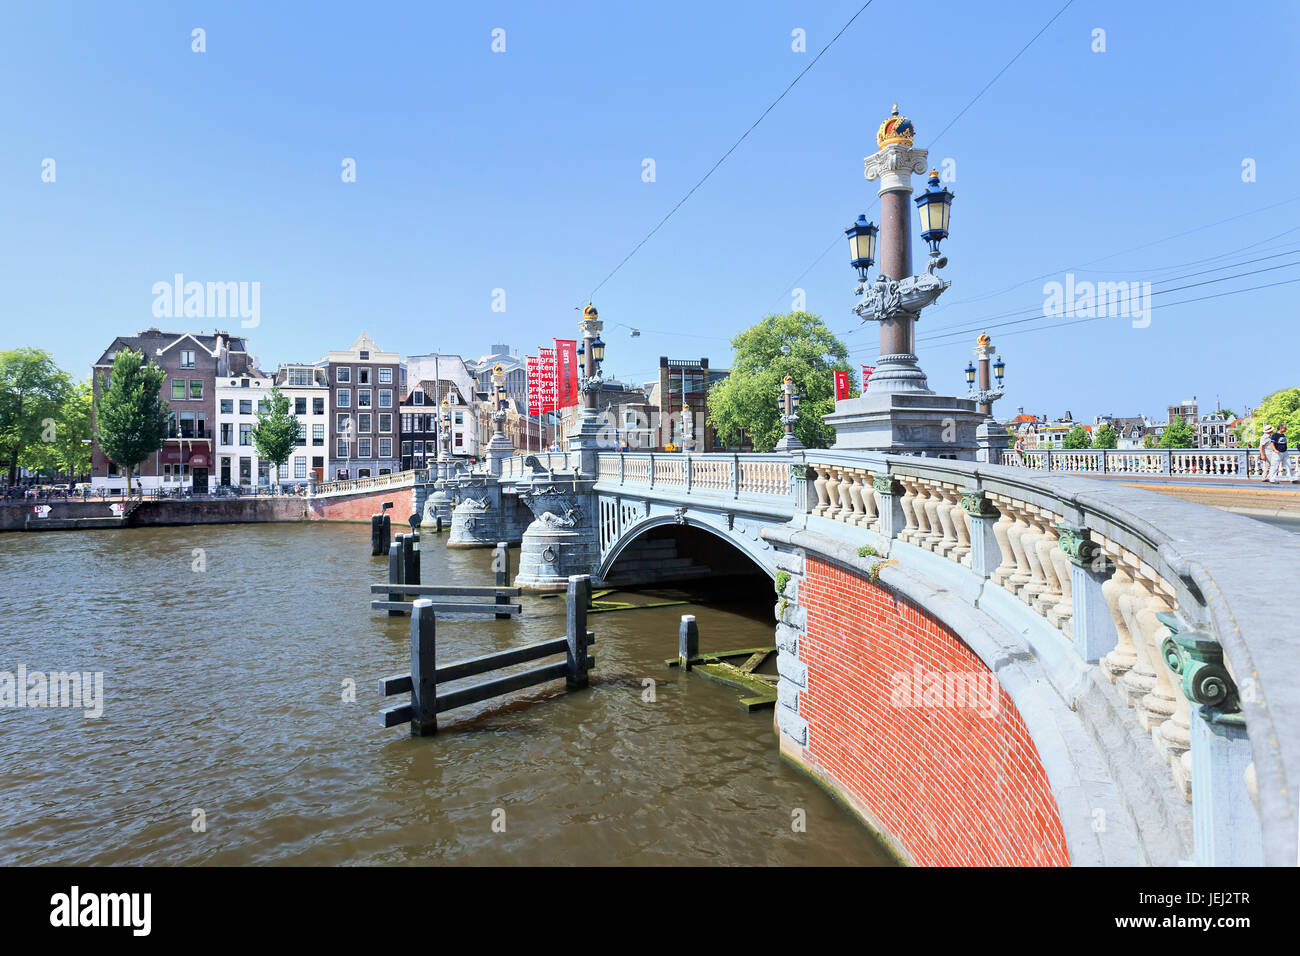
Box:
[0,522,892,866]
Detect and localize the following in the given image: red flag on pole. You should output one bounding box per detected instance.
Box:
[554,339,579,408]
[834,370,851,400]
[526,356,541,416]
[861,365,876,391]
[538,347,557,413]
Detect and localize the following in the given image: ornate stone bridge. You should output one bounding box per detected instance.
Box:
[426,448,1299,867]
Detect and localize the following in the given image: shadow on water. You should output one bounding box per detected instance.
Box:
[0,522,893,866]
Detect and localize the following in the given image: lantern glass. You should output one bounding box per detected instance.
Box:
[591,337,605,362]
[964,361,976,385]
[845,215,877,277]
[994,355,1005,383]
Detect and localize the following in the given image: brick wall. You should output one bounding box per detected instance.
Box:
[307,486,415,523]
[796,555,1070,866]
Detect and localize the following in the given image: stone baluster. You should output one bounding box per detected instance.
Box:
[1046,528,1074,638]
[897,476,921,543]
[950,487,972,565]
[1099,541,1139,682]
[1031,516,1064,617]
[1003,500,1034,595]
[1135,573,1180,738]
[1019,509,1053,606]
[916,480,941,552]
[988,495,1018,586]
[933,484,960,560]
[846,469,866,525]
[859,471,880,529]
[812,465,830,516]
[1116,559,1160,708]
[823,467,842,521]
[837,467,856,522]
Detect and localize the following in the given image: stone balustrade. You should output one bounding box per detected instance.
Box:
[308,468,423,499]
[1008,447,1273,479]
[596,452,794,499]
[796,452,1300,866]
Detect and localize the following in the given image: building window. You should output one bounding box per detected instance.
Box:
[358,413,371,433]
[454,411,464,425]
[337,413,351,434]
[337,367,350,383]
[181,350,195,368]
[401,414,413,432]
[336,438,349,458]
[220,423,232,445]
[358,388,372,408]
[190,380,203,399]
[413,390,424,405]
[221,399,233,414]
[379,368,393,384]
[312,397,324,415]
[312,424,324,446]
[172,380,186,400]
[239,399,252,415]
[239,424,252,446]
[337,388,351,408]
[288,367,313,387]
[378,389,392,408]
[358,438,372,459]
[239,458,251,484]
[358,368,371,385]
[295,397,306,415]
[257,400,269,414]
[379,438,392,458]
[294,457,306,479]
[413,441,424,456]
[379,413,392,433]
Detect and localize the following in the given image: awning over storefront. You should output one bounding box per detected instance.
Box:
[161,441,212,465]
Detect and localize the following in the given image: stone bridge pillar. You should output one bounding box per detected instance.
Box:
[514,478,600,591]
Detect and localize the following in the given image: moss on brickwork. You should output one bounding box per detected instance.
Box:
[857,545,878,558]
[775,570,791,594]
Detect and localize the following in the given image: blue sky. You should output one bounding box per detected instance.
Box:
[2,0,1296,423]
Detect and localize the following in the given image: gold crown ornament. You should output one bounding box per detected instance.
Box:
[876,104,916,149]
[977,330,991,347]
[582,303,599,320]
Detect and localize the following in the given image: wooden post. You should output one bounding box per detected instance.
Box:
[678,614,699,669]
[388,536,404,616]
[435,515,444,534]
[410,599,438,736]
[371,513,384,555]
[494,542,510,619]
[402,531,419,586]
[566,574,591,689]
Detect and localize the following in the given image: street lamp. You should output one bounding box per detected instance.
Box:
[915,169,954,255]
[964,360,976,387]
[774,374,804,452]
[993,354,1005,385]
[591,336,606,364]
[845,214,879,279]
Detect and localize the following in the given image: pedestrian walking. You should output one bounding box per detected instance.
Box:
[1270,424,1296,483]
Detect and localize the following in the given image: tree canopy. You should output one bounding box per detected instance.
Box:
[1238,388,1300,447]
[706,311,853,451]
[22,381,93,478]
[0,348,72,483]
[96,348,169,480]
[1092,422,1119,449]
[252,386,302,482]
[1063,424,1093,449]
[1158,417,1197,448]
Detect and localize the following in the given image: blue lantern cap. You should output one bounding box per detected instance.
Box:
[993,354,1005,382]
[845,214,878,279]
[915,169,954,254]
[964,360,976,385]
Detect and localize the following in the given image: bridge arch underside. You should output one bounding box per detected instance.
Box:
[596,516,774,589]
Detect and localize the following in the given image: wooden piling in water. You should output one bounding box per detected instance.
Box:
[388,537,404,616]
[410,599,438,736]
[494,542,510,619]
[566,575,591,690]
[371,509,392,556]
[403,530,420,586]
[679,614,699,670]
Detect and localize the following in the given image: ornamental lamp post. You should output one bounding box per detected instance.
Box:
[570,302,606,474]
[915,169,954,256]
[845,214,879,279]
[774,374,805,452]
[485,361,514,475]
[969,330,1007,462]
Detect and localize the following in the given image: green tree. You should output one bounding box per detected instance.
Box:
[0,348,72,484]
[1093,422,1119,449]
[1158,417,1197,448]
[252,386,302,488]
[1237,388,1300,448]
[96,348,169,489]
[1142,433,1158,449]
[1063,424,1093,449]
[706,311,852,451]
[20,381,93,480]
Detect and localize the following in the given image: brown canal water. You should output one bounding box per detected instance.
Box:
[0,522,893,866]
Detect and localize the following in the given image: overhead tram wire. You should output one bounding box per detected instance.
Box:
[904,246,1300,343]
[578,0,881,308]
[906,257,1300,347]
[775,0,1078,321]
[923,276,1300,346]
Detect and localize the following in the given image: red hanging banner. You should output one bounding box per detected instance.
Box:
[537,347,558,413]
[554,339,579,409]
[835,370,851,401]
[861,365,876,391]
[526,356,541,416]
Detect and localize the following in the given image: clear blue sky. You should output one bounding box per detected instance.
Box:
[2,0,1296,423]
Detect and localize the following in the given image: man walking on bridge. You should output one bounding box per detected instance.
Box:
[1261,424,1296,483]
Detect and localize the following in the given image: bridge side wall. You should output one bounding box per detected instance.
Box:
[306,487,416,523]
[787,552,1070,866]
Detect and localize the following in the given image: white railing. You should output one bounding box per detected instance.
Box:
[1006,447,1267,479]
[308,469,421,498]
[595,452,794,498]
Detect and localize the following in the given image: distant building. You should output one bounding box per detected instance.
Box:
[90,329,251,492]
[557,380,654,449]
[324,332,400,480]
[215,366,274,489]
[401,353,480,465]
[1168,397,1198,426]
[273,362,331,484]
[465,344,529,406]
[649,357,747,452]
